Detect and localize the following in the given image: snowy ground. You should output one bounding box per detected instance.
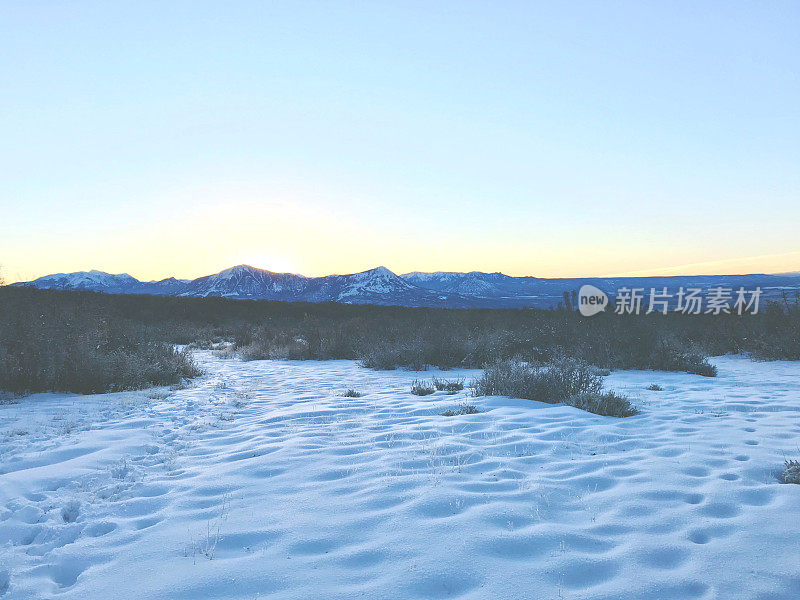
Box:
[1,353,799,600]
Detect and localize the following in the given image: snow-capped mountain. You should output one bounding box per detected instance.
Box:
[301,266,448,305]
[183,265,309,299]
[12,267,800,308]
[136,277,192,296]
[19,270,141,293]
[401,271,515,296]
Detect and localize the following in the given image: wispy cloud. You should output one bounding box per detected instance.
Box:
[605,250,800,277]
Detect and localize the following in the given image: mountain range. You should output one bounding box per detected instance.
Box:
[11,265,800,309]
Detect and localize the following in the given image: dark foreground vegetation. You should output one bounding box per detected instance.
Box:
[0,288,201,394]
[1,286,799,394]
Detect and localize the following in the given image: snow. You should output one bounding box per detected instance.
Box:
[335,267,416,298]
[215,265,255,280]
[1,354,799,599]
[25,271,139,290]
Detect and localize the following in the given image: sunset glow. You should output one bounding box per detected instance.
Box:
[2,2,798,283]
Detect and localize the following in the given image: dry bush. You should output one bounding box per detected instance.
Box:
[564,391,638,417]
[472,358,636,417]
[473,358,602,404]
[782,460,800,484]
[432,377,465,393]
[442,403,479,416]
[411,379,435,396]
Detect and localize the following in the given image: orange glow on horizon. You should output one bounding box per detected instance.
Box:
[3,198,798,284]
[4,248,799,285]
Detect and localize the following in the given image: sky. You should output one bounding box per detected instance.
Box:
[1,1,798,283]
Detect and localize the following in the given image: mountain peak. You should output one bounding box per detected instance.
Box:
[362,266,395,277]
[217,264,259,277]
[345,267,405,284]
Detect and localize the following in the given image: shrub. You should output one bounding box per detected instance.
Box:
[646,337,717,376]
[472,358,636,417]
[411,379,435,396]
[565,391,638,417]
[432,377,464,393]
[472,358,602,404]
[647,384,663,391]
[236,343,266,361]
[212,345,236,359]
[188,337,226,350]
[236,334,311,361]
[782,460,800,484]
[692,360,717,377]
[359,344,410,370]
[0,392,18,405]
[341,389,362,398]
[442,403,479,416]
[749,303,800,360]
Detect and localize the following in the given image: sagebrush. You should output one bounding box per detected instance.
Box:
[782,460,800,484]
[472,358,637,417]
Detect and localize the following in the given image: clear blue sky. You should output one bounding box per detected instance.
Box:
[1,1,798,282]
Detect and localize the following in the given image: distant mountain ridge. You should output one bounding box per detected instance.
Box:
[12,265,800,309]
[12,265,466,308]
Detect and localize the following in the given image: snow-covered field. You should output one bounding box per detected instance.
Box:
[1,353,799,600]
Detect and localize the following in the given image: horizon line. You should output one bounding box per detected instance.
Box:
[6,262,800,285]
